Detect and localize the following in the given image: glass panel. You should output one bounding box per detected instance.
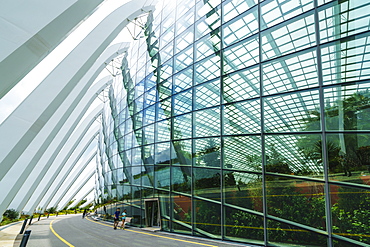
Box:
[261,0,314,29]
[131,166,143,186]
[267,218,328,246]
[324,83,370,131]
[326,133,370,184]
[194,107,220,137]
[174,45,193,73]
[223,65,260,102]
[195,0,221,29]
[173,113,192,139]
[261,12,316,61]
[195,34,220,61]
[158,97,171,120]
[266,134,324,177]
[195,79,220,110]
[194,167,221,201]
[159,60,173,82]
[173,67,193,94]
[176,8,195,36]
[223,0,258,23]
[194,54,221,85]
[264,90,321,133]
[224,172,263,211]
[144,105,156,126]
[158,191,170,231]
[172,166,192,194]
[142,165,154,187]
[158,78,172,101]
[263,48,319,95]
[195,16,221,41]
[175,26,194,54]
[194,200,221,237]
[266,177,327,229]
[319,0,370,43]
[174,90,192,116]
[223,6,258,47]
[224,99,261,135]
[321,33,370,85]
[331,184,370,245]
[224,136,262,172]
[156,120,171,142]
[195,137,221,167]
[144,124,155,144]
[155,165,170,189]
[155,142,171,165]
[224,207,264,243]
[172,194,192,234]
[160,42,174,65]
[143,144,155,165]
[223,35,259,73]
[173,139,192,166]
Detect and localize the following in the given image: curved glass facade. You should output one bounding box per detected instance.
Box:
[96,0,370,246]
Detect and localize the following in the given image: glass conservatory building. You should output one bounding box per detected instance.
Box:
[96,0,370,246]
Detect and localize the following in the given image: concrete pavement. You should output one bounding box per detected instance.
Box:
[1,214,258,247]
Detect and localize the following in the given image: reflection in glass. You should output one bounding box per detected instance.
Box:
[195,138,221,167]
[324,84,370,131]
[331,184,370,245]
[224,207,264,243]
[266,134,324,177]
[224,172,263,212]
[194,108,220,137]
[326,134,370,184]
[172,166,191,194]
[223,65,259,101]
[173,113,192,140]
[172,193,192,234]
[267,218,327,246]
[266,176,326,230]
[264,90,321,132]
[262,49,318,95]
[319,1,370,43]
[224,99,260,134]
[173,139,192,166]
[224,135,262,172]
[261,12,316,61]
[321,34,370,85]
[194,199,221,237]
[195,79,220,110]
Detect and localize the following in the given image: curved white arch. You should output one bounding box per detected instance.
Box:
[24,126,100,214]
[67,187,95,210]
[57,171,95,211]
[1,42,128,217]
[0,0,156,220]
[49,150,96,210]
[0,0,156,177]
[0,0,103,98]
[10,103,103,213]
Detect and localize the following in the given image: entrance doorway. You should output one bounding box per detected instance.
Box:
[144,198,161,228]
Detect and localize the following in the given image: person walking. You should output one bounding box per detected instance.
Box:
[120,209,127,229]
[113,208,120,230]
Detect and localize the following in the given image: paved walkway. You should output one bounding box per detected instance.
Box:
[0,214,258,247]
[0,220,24,247]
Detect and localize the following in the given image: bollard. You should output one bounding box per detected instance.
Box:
[28,215,33,225]
[19,230,31,247]
[19,219,28,234]
[47,213,49,218]
[38,214,41,221]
